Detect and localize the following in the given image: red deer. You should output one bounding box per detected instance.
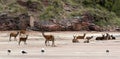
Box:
[42,31,55,47]
[72,36,79,43]
[9,32,19,41]
[18,35,28,45]
[76,33,86,39]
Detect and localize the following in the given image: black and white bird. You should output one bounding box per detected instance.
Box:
[106,50,109,53]
[21,50,27,54]
[7,49,11,55]
[41,48,45,53]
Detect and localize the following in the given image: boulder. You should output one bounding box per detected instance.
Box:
[88,24,101,31]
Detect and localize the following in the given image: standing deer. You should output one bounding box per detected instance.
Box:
[9,32,19,41]
[72,36,79,43]
[42,31,55,47]
[76,33,86,39]
[18,35,28,45]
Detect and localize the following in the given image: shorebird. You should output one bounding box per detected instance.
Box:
[21,50,27,54]
[106,50,109,53]
[41,48,45,53]
[7,49,11,55]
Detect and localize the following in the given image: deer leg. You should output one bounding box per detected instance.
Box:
[47,41,50,46]
[18,40,21,45]
[84,39,89,43]
[45,40,47,46]
[109,36,111,40]
[87,40,89,43]
[76,40,79,43]
[52,40,55,47]
[9,36,11,41]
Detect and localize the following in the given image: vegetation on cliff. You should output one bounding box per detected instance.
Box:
[0,0,120,31]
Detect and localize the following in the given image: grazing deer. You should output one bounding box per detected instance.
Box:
[18,35,28,45]
[19,30,26,35]
[42,31,55,47]
[76,33,86,39]
[9,32,19,41]
[72,36,79,43]
[84,36,93,43]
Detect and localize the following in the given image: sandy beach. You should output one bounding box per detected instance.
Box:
[0,31,120,59]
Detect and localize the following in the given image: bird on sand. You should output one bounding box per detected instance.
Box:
[41,48,45,53]
[7,49,11,55]
[21,50,27,54]
[106,50,109,53]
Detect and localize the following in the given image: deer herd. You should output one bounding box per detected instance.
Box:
[8,30,116,47]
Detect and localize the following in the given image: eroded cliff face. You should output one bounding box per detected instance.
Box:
[0,13,30,30]
[33,18,101,31]
[0,0,105,31]
[0,12,102,31]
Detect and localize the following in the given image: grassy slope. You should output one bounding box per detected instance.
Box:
[0,0,120,27]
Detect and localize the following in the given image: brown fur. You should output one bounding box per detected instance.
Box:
[42,31,55,46]
[19,30,26,35]
[96,33,113,40]
[9,32,19,41]
[96,34,105,40]
[72,36,79,43]
[18,35,28,45]
[105,33,111,40]
[76,33,86,39]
